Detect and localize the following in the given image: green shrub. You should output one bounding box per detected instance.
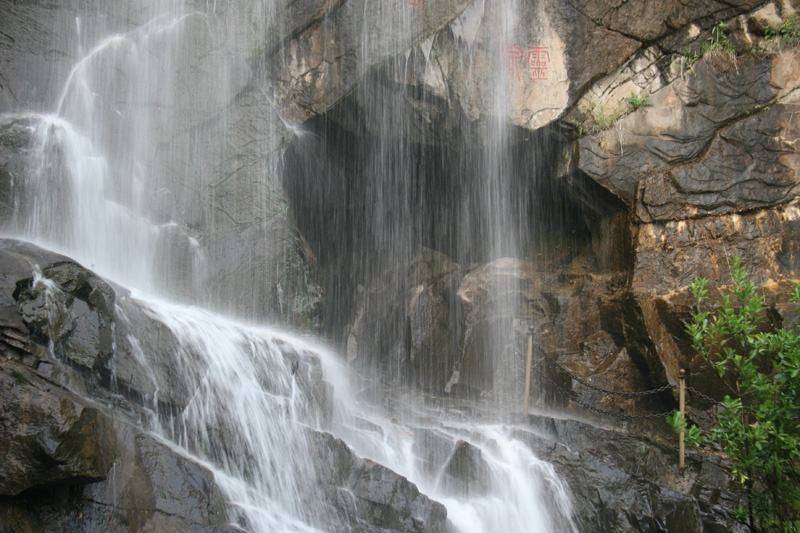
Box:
[679,47,702,68]
[702,21,737,56]
[625,93,651,111]
[765,15,800,48]
[670,258,800,531]
[588,104,623,132]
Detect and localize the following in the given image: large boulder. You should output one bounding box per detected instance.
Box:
[307,429,448,533]
[0,238,196,409]
[436,440,491,496]
[0,356,231,532]
[0,359,115,496]
[345,247,675,419]
[454,257,672,415]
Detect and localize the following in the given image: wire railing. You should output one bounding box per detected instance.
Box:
[532,357,721,422]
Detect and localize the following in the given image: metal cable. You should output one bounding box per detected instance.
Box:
[686,385,723,406]
[529,357,726,422]
[536,363,676,421]
[549,359,673,397]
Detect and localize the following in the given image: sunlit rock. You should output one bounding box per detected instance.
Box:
[633,199,800,391]
[579,49,800,209]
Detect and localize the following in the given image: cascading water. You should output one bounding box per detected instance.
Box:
[1,1,577,531]
[3,6,205,295]
[474,0,529,407]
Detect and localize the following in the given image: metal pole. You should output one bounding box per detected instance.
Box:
[523,328,533,415]
[679,368,686,470]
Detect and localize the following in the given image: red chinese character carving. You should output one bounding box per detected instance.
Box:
[505,45,525,81]
[409,0,425,7]
[527,47,550,80]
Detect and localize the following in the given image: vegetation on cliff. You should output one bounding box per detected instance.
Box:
[673,258,800,532]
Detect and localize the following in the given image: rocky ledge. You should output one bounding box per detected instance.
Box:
[0,239,446,533]
[0,238,749,532]
[518,415,746,532]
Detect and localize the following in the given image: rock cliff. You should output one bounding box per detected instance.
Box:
[1,0,799,531]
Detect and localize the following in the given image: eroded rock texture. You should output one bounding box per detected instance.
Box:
[575,18,800,405]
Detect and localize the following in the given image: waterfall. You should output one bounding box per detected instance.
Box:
[5,114,164,291]
[1,1,577,531]
[3,5,206,295]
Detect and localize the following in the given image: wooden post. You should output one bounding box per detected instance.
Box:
[523,328,533,415]
[679,368,686,471]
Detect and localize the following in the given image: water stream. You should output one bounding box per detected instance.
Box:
[1,2,576,531]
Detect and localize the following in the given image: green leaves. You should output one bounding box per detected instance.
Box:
[625,93,652,111]
[682,259,800,530]
[667,410,683,432]
[690,276,709,304]
[703,21,736,55]
[667,410,705,447]
[765,15,800,48]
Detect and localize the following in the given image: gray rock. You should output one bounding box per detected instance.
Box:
[0,360,115,496]
[308,429,448,533]
[637,99,800,222]
[0,239,182,409]
[579,53,788,207]
[576,0,762,43]
[266,0,473,123]
[0,238,450,532]
[0,117,43,228]
[0,357,231,532]
[437,440,491,496]
[513,414,748,532]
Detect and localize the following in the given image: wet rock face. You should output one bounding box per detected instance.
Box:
[0,238,447,532]
[307,429,448,533]
[344,247,672,417]
[0,239,189,409]
[437,440,491,496]
[0,240,229,530]
[15,261,117,372]
[0,117,51,229]
[0,362,115,496]
[0,1,321,324]
[0,352,231,532]
[514,415,749,533]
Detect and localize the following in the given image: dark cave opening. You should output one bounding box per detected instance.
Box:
[282,85,631,348]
